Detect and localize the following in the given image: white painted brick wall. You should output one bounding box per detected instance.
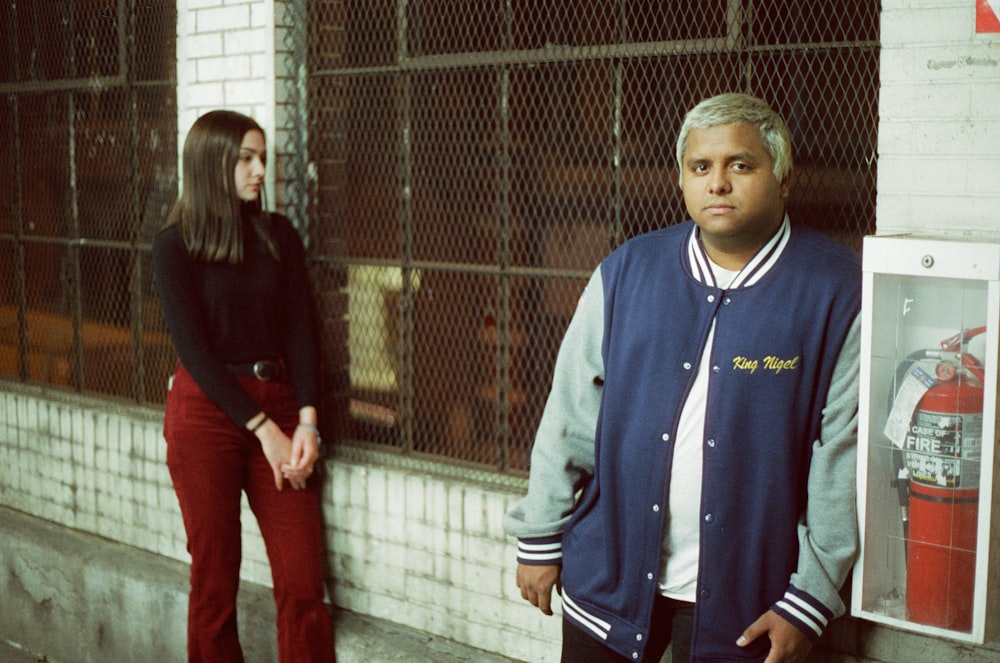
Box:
[176,0,278,209]
[320,455,562,662]
[878,0,1000,236]
[5,2,1000,662]
[0,384,562,662]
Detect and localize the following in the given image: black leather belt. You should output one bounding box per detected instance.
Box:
[227,359,284,381]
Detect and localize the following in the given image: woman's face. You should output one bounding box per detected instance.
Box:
[234,129,266,201]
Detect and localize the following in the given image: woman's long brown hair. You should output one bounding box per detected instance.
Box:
[165,110,274,263]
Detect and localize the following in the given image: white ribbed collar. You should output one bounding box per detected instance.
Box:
[686,214,791,289]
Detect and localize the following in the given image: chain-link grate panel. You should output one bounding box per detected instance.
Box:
[0,1,177,403]
[305,0,881,473]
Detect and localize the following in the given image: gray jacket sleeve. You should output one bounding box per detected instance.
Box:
[777,314,861,628]
[502,268,605,564]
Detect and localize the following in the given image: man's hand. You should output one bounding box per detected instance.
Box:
[516,563,561,616]
[737,609,812,663]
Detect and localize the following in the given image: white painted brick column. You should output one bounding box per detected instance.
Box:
[175,0,278,205]
[878,0,1000,236]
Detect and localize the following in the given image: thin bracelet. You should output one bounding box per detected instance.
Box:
[297,422,322,444]
[250,415,269,433]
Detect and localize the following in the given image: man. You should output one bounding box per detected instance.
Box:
[503,93,861,663]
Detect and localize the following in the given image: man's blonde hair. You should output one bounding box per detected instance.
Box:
[675,93,792,187]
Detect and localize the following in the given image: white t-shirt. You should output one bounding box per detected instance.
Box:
[659,263,737,601]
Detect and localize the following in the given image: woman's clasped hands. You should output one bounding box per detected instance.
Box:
[256,419,320,491]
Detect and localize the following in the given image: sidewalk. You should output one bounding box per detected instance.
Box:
[0,507,522,663]
[0,639,39,662]
[2,608,521,663]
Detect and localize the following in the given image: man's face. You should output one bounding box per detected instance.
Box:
[681,122,789,266]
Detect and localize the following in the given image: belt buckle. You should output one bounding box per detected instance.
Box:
[252,360,279,381]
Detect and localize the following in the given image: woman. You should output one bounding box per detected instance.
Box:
[152,110,336,662]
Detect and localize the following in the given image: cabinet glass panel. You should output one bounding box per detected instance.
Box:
[861,273,987,633]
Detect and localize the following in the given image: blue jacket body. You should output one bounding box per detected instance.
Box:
[514,220,861,661]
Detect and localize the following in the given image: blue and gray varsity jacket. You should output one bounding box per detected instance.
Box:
[504,219,862,662]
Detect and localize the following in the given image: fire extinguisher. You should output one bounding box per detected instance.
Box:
[890,327,985,631]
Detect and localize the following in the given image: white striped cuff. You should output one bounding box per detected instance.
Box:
[516,537,562,565]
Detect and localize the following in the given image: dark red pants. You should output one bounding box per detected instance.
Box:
[164,364,336,663]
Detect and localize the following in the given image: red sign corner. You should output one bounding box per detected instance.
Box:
[977,0,1000,33]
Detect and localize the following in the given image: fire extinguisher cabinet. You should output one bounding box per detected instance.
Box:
[852,235,1000,643]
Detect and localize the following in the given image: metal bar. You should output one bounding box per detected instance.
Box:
[0,235,153,252]
[611,61,624,268]
[0,78,128,97]
[66,92,84,392]
[310,254,592,282]
[396,0,416,453]
[309,38,879,79]
[494,0,516,470]
[117,0,129,82]
[125,0,146,403]
[282,0,311,230]
[7,2,30,382]
[494,61,513,470]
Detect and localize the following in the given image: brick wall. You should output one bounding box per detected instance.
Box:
[325,449,558,661]
[176,0,278,207]
[0,383,561,662]
[877,0,1000,236]
[4,2,1000,662]
[865,0,1000,656]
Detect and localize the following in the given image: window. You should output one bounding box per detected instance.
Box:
[303,1,879,471]
[0,1,178,403]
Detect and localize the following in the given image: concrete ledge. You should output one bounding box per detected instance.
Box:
[0,506,519,663]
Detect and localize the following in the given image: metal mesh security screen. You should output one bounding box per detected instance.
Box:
[0,1,177,403]
[304,0,880,472]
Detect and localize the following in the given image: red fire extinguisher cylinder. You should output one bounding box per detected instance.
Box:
[904,373,982,631]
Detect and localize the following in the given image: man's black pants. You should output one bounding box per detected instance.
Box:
[561,596,694,662]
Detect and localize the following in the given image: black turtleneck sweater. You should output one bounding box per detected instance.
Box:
[151,213,320,426]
